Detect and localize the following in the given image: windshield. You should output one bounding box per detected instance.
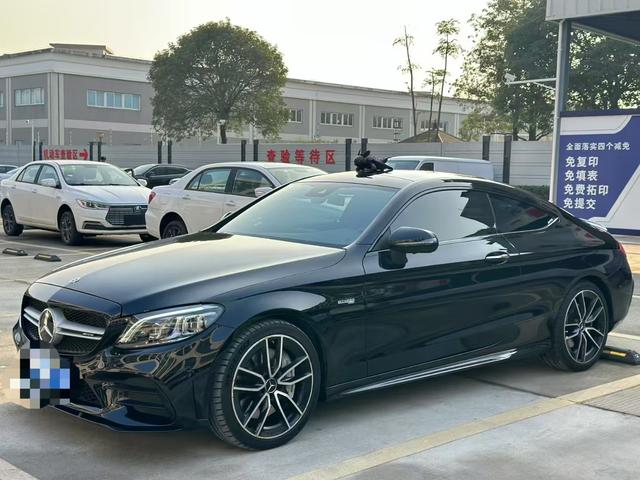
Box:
[269,166,325,184]
[219,182,398,247]
[133,164,155,175]
[61,164,139,186]
[385,159,420,170]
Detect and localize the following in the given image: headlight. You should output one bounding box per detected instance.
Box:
[77,199,110,209]
[116,304,224,349]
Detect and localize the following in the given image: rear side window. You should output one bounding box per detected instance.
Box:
[231,169,272,197]
[419,162,434,171]
[166,167,186,175]
[17,165,41,184]
[489,194,556,233]
[391,189,496,242]
[188,168,231,193]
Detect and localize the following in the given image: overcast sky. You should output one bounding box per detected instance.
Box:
[0,0,488,92]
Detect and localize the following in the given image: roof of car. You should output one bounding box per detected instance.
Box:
[387,155,488,164]
[191,162,323,169]
[299,169,509,191]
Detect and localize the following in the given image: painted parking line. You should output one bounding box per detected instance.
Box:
[610,332,640,342]
[0,457,38,480]
[290,374,640,480]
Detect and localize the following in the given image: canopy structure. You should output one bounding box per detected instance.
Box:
[546,0,640,200]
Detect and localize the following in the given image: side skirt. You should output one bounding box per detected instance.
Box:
[339,349,518,397]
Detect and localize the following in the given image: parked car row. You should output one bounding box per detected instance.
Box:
[0,160,325,245]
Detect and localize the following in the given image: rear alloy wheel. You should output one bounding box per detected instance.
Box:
[208,320,320,449]
[59,210,83,246]
[161,219,187,239]
[1,204,23,236]
[544,283,608,371]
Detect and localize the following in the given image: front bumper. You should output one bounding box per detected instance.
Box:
[75,205,148,236]
[14,306,235,431]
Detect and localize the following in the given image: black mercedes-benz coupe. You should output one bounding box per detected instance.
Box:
[13,169,634,449]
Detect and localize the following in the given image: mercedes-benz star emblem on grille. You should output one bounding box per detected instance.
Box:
[38,309,62,345]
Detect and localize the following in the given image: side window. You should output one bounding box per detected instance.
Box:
[231,169,273,197]
[36,165,60,186]
[391,190,496,242]
[17,165,41,184]
[195,168,231,194]
[152,167,169,176]
[489,194,556,233]
[166,166,186,175]
[419,162,434,171]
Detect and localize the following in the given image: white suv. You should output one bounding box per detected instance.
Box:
[146,162,325,239]
[0,161,151,245]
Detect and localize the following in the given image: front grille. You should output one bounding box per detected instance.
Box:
[106,205,147,227]
[21,297,107,356]
[60,308,108,329]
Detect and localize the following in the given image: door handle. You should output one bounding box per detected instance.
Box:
[225,200,237,207]
[181,195,191,200]
[485,252,510,264]
[31,189,37,193]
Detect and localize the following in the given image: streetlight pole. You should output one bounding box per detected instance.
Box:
[26,120,35,161]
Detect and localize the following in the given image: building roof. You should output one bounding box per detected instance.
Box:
[546,0,640,44]
[0,44,474,105]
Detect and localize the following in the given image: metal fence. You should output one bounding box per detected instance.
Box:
[0,139,553,186]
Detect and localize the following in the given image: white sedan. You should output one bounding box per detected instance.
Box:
[1,160,151,245]
[146,162,325,239]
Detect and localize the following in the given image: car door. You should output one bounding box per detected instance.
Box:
[225,168,275,214]
[145,166,167,188]
[486,192,575,343]
[31,165,62,228]
[363,187,524,376]
[10,164,42,223]
[180,167,232,231]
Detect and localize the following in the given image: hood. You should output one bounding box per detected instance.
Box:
[70,185,149,204]
[37,232,345,315]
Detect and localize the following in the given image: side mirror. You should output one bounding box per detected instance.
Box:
[169,178,180,186]
[40,178,59,189]
[137,178,148,188]
[389,227,439,254]
[254,186,273,197]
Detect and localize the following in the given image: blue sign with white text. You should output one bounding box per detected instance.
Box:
[557,115,640,224]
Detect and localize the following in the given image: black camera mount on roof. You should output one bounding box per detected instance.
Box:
[354,150,393,177]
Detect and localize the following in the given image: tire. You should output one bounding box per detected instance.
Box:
[208,319,321,450]
[139,234,156,243]
[543,281,609,372]
[161,219,187,239]
[58,210,83,246]
[1,203,23,236]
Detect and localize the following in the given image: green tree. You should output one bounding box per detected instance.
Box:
[570,31,640,110]
[456,0,555,140]
[149,20,288,144]
[459,107,512,141]
[423,68,445,137]
[394,26,419,135]
[456,0,640,140]
[434,19,462,137]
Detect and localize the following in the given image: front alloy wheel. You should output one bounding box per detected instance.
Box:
[208,320,320,449]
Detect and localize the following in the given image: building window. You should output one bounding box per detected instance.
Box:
[420,120,448,132]
[14,88,45,106]
[373,116,403,130]
[87,90,141,111]
[320,112,354,127]
[0,92,4,108]
[288,108,303,123]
